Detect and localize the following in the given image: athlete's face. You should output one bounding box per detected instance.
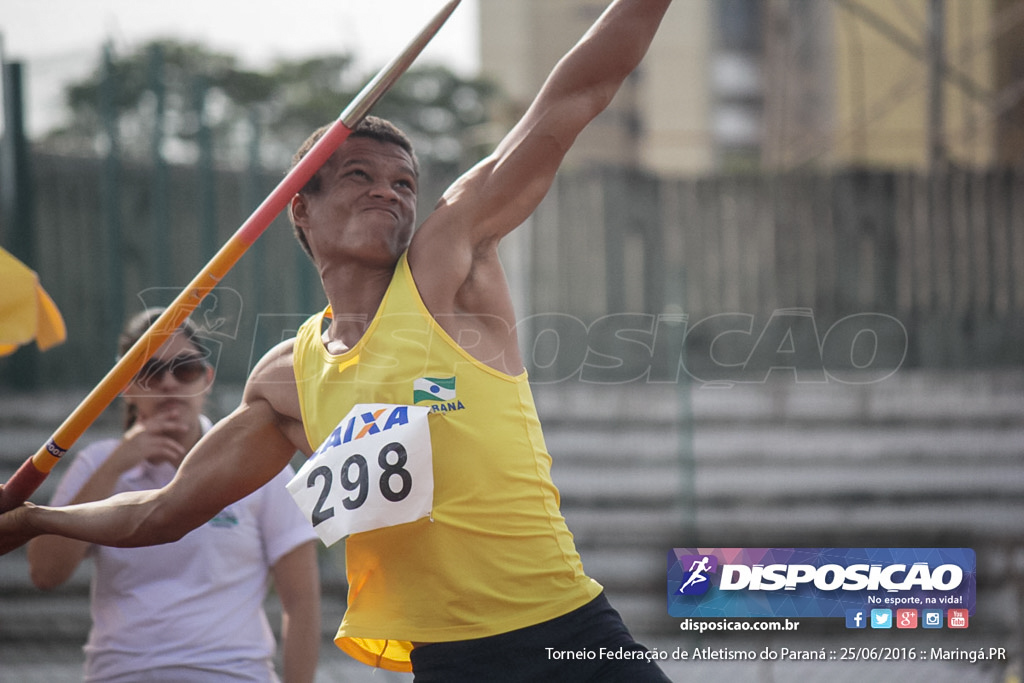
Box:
[293,138,418,267]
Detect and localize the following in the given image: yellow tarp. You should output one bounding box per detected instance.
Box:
[0,246,66,356]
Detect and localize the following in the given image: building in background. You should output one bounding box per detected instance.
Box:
[765,0,1005,170]
[478,0,1024,175]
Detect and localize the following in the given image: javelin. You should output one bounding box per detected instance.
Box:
[0,0,462,513]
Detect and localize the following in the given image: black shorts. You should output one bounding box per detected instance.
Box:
[408,592,674,682]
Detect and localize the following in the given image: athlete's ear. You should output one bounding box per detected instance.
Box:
[290,193,310,228]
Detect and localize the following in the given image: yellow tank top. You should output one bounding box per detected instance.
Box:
[292,253,602,672]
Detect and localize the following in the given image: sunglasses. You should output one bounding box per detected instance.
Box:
[134,355,209,387]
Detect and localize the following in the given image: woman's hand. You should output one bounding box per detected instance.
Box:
[107,409,191,473]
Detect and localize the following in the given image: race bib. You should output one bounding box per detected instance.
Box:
[287,404,433,546]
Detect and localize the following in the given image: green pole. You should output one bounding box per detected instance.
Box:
[245,109,266,319]
[100,42,124,335]
[195,74,217,263]
[148,43,171,287]
[0,60,39,388]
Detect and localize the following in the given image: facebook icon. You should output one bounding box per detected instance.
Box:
[846,609,867,629]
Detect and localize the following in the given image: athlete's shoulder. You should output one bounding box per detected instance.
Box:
[238,337,308,441]
[244,339,297,399]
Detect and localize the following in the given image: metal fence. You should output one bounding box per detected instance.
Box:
[3,152,1023,390]
[522,165,1024,383]
[1,150,458,388]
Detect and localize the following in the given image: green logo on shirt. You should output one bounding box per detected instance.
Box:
[208,508,239,528]
[413,376,456,404]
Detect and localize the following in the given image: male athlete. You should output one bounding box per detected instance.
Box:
[1,1,674,680]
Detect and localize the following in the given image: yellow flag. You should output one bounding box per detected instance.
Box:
[0,246,66,356]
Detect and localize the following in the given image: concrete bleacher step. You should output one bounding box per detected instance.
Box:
[537,371,1024,641]
[2,370,1022,648]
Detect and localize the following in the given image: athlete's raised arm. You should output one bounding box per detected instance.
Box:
[408,0,671,373]
[417,0,671,251]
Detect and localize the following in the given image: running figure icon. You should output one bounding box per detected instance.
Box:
[679,556,712,593]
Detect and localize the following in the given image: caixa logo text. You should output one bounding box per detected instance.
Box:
[719,562,964,592]
[313,405,411,457]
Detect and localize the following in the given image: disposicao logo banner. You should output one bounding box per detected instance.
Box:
[668,548,976,618]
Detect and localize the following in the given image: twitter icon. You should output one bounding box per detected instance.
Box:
[870,609,893,629]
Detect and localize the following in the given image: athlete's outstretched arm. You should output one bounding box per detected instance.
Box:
[0,343,307,555]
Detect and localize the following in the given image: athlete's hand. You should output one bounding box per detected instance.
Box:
[0,493,39,555]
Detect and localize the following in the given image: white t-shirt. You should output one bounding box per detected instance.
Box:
[49,419,318,683]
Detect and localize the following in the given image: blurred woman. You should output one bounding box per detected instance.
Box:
[27,308,320,683]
